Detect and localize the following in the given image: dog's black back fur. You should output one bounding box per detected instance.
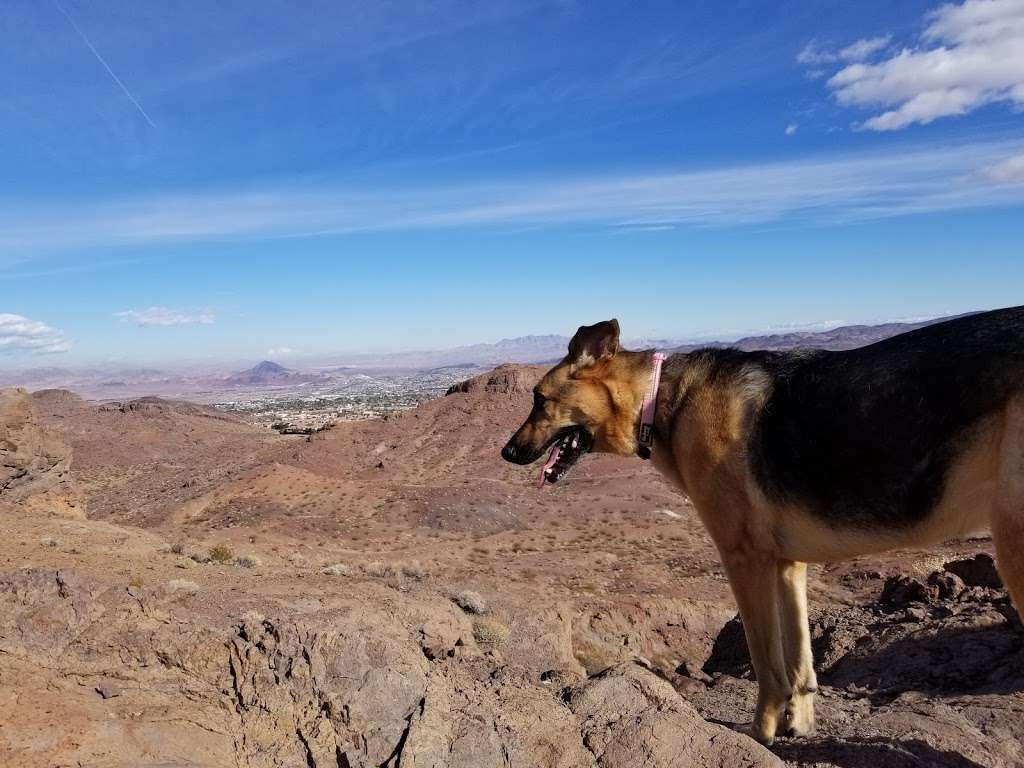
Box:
[703,306,1024,529]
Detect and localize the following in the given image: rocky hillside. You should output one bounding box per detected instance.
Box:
[31,390,280,526]
[3,374,1024,767]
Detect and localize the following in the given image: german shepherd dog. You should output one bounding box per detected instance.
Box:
[501,306,1024,744]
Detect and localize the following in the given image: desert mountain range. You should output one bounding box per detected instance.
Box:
[0,314,961,401]
[2,344,1022,766]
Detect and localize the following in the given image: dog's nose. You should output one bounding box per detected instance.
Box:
[501,443,518,463]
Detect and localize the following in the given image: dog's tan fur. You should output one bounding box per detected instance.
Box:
[504,318,1024,744]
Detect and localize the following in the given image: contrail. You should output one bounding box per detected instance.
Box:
[54,1,157,128]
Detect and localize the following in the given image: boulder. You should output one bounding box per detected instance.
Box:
[944,553,1003,590]
[566,663,782,767]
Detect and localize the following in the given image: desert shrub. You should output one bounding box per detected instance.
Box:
[208,543,234,564]
[322,563,351,577]
[235,555,261,568]
[364,561,395,578]
[450,589,487,614]
[168,579,200,593]
[128,574,144,589]
[472,616,509,649]
[401,561,426,580]
[171,542,187,555]
[39,536,58,548]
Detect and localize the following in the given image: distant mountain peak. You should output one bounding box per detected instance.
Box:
[250,361,289,375]
[226,360,299,385]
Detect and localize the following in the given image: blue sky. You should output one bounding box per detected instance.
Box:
[2,0,1023,366]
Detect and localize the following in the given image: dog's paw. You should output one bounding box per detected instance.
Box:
[743,722,776,746]
[777,692,816,738]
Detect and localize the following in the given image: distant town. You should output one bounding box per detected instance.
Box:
[215,366,480,432]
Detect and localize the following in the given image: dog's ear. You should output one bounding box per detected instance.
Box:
[568,319,620,372]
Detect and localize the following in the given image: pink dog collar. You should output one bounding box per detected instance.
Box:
[637,352,666,460]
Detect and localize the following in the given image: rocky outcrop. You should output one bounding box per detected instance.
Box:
[445,364,545,396]
[0,388,76,506]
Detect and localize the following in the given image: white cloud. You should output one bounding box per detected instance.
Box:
[815,0,1024,131]
[983,152,1024,182]
[267,346,297,357]
[115,307,215,327]
[0,313,69,354]
[785,123,799,136]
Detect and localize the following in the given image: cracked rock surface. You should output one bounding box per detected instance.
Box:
[0,389,76,507]
[0,566,779,767]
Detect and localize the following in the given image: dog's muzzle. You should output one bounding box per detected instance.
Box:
[501,427,593,485]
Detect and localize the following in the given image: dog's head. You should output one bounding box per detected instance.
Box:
[501,319,644,483]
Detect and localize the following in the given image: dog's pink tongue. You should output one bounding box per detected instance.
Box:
[537,442,561,488]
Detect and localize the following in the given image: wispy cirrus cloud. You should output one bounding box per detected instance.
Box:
[805,0,1024,131]
[114,307,215,327]
[2,138,1024,258]
[797,35,891,65]
[0,313,69,354]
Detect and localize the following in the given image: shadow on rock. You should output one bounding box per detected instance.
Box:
[823,616,1024,702]
[773,736,988,768]
[702,614,751,679]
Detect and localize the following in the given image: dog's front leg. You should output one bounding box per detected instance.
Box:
[722,550,791,745]
[776,559,817,737]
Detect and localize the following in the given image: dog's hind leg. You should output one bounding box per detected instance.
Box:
[776,559,817,737]
[993,397,1024,617]
[722,551,791,745]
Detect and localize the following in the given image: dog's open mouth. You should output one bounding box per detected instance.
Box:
[537,427,593,487]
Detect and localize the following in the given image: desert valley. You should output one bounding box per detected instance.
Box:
[1,319,1022,768]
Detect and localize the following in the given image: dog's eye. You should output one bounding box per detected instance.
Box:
[533,392,547,409]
